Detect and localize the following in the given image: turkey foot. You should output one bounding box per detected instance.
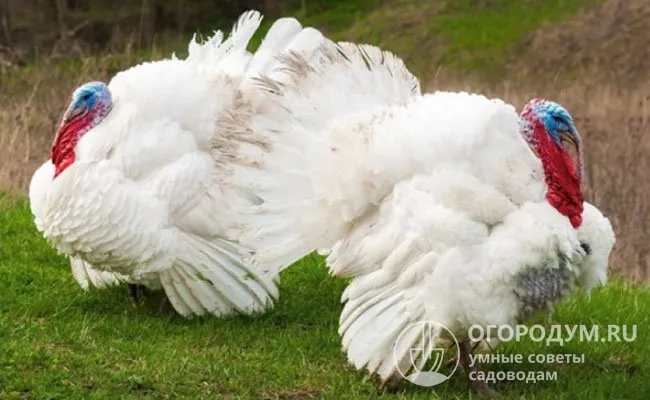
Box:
[127,284,147,309]
[459,340,501,398]
[158,296,173,314]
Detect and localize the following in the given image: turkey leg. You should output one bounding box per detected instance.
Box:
[458,340,501,398]
[127,284,146,309]
[447,340,482,367]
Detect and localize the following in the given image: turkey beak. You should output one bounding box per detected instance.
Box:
[559,130,577,148]
[62,103,86,125]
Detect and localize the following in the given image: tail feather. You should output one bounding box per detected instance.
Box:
[226,10,265,51]
[264,28,326,85]
[242,24,327,87]
[159,234,278,317]
[237,15,327,82]
[215,40,421,273]
[186,10,263,65]
[245,17,304,74]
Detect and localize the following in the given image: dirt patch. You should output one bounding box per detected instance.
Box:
[510,0,650,86]
[259,388,322,400]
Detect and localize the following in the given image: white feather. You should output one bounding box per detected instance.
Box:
[215,41,616,382]
[30,161,129,289]
[576,202,615,291]
[69,256,128,290]
[215,40,423,271]
[28,11,327,317]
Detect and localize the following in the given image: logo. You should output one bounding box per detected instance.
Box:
[393,320,460,387]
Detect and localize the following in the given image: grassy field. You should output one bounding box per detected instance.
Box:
[2,0,649,398]
[1,195,649,399]
[302,0,604,77]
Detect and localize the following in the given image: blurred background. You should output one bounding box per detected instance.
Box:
[1,0,647,280]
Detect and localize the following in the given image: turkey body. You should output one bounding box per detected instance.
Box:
[29,11,330,317]
[215,40,616,389]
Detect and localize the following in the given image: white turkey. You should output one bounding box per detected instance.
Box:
[28,10,332,317]
[214,41,616,395]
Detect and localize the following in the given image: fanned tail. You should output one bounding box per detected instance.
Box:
[214,40,421,273]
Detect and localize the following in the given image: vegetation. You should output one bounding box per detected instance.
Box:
[1,194,648,399]
[2,0,603,77]
[1,0,648,398]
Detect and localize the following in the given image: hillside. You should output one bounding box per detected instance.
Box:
[510,0,650,87]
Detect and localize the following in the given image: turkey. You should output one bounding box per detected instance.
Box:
[214,41,616,396]
[28,10,331,317]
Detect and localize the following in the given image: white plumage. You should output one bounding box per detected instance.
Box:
[29,11,330,317]
[215,40,616,390]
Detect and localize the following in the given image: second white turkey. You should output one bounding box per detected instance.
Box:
[215,40,616,396]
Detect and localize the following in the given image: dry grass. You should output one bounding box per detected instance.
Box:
[0,53,160,191]
[1,59,647,281]
[510,0,650,87]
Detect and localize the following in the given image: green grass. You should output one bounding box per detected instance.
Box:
[1,194,649,399]
[276,0,605,79]
[236,0,606,79]
[18,0,602,81]
[429,0,603,74]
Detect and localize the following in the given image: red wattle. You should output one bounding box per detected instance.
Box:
[533,121,584,228]
[570,214,582,229]
[51,115,90,178]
